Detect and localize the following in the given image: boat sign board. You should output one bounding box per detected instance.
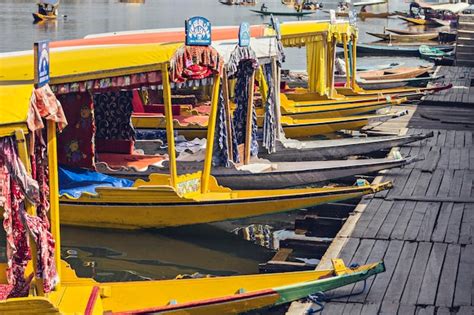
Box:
[34,40,50,87]
[239,22,251,47]
[185,16,211,46]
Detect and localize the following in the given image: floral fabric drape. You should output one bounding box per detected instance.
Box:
[262,63,277,153]
[0,137,58,297]
[170,45,224,83]
[232,60,259,157]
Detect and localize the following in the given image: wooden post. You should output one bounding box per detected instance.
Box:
[222,69,233,162]
[47,120,61,289]
[201,74,221,193]
[351,34,357,90]
[14,129,44,296]
[244,71,256,165]
[272,58,283,140]
[343,35,351,88]
[162,64,178,188]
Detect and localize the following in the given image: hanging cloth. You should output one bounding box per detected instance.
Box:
[262,63,277,153]
[306,40,327,95]
[0,137,58,296]
[232,60,259,156]
[170,45,224,83]
[27,84,68,132]
[212,85,239,166]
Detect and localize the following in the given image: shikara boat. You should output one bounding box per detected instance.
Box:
[419,44,454,60]
[258,132,433,161]
[356,75,443,90]
[431,17,452,27]
[0,81,387,314]
[366,31,439,42]
[335,66,431,83]
[32,0,59,22]
[340,42,420,57]
[384,28,428,35]
[250,9,314,16]
[32,12,57,22]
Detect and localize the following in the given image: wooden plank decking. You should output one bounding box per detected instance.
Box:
[288,94,474,314]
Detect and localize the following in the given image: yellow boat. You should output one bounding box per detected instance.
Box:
[398,16,428,25]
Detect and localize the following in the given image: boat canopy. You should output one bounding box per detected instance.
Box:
[416,1,469,13]
[0,42,181,84]
[38,0,60,6]
[0,84,32,135]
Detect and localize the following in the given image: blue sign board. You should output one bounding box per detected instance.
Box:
[35,40,50,87]
[185,16,211,46]
[238,22,251,47]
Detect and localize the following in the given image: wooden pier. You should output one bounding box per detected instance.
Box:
[288,79,474,314]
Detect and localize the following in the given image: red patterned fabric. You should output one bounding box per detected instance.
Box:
[0,137,58,296]
[27,84,68,132]
[170,45,224,83]
[57,93,95,169]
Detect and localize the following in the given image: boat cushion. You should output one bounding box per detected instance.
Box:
[95,139,134,154]
[96,153,166,171]
[59,165,134,198]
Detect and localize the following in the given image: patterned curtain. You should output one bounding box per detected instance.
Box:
[212,85,240,167]
[232,60,259,157]
[93,91,135,140]
[262,63,277,153]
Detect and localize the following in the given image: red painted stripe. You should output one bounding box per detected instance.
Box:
[85,286,101,315]
[50,26,265,48]
[112,288,277,314]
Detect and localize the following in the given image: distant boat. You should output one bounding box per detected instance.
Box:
[33,0,59,22]
[250,9,314,16]
[419,45,454,60]
[366,31,439,42]
[339,43,453,57]
[398,16,428,25]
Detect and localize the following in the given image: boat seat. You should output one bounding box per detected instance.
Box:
[237,163,275,173]
[96,153,166,171]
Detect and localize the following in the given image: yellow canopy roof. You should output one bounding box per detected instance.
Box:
[280,21,357,47]
[0,84,33,135]
[0,42,181,84]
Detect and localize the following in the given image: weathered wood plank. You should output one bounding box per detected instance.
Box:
[401,242,433,305]
[437,170,454,197]
[437,130,447,147]
[339,237,360,263]
[401,170,422,196]
[379,301,398,314]
[454,244,474,306]
[348,240,389,303]
[459,203,474,245]
[445,203,464,244]
[431,203,454,243]
[363,201,394,239]
[360,303,380,315]
[435,307,451,315]
[412,172,432,197]
[365,240,404,304]
[376,201,405,240]
[404,202,429,241]
[422,147,441,172]
[387,169,413,198]
[455,130,465,148]
[416,306,435,315]
[436,244,461,307]
[448,170,465,197]
[417,202,442,242]
[397,304,416,315]
[417,242,448,305]
[351,199,384,239]
[320,301,345,315]
[460,149,470,170]
[449,148,461,170]
[342,302,363,315]
[470,148,474,170]
[438,147,450,170]
[391,201,416,240]
[383,241,417,304]
[425,169,444,197]
[460,171,473,197]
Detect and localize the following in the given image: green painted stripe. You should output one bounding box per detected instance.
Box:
[273,261,385,305]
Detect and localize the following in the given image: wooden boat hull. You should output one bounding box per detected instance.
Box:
[250,9,313,16]
[132,111,398,139]
[336,83,452,98]
[99,156,414,190]
[357,75,441,90]
[335,67,431,83]
[59,178,390,229]
[0,259,382,314]
[258,132,433,161]
[32,12,57,22]
[367,31,439,42]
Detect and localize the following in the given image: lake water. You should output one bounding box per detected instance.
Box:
[0,0,439,282]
